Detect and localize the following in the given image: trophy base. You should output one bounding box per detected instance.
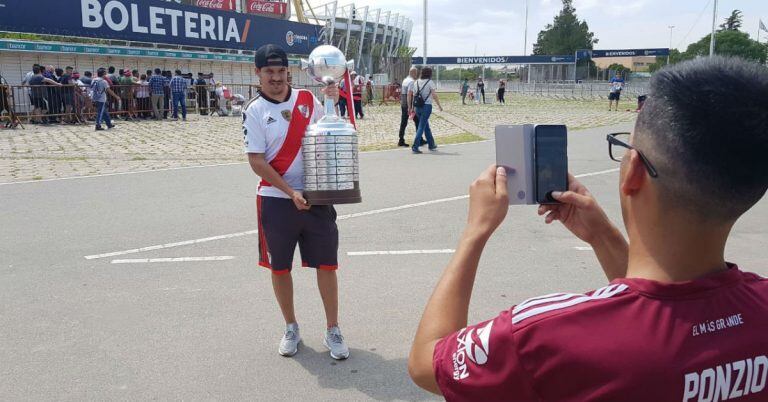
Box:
[305,184,362,205]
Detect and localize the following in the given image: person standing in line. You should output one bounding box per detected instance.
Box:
[460,78,470,105]
[397,67,420,147]
[477,77,486,104]
[163,71,172,119]
[408,67,443,154]
[351,71,364,119]
[608,71,625,111]
[196,73,209,115]
[91,68,119,131]
[214,82,229,116]
[148,69,166,120]
[169,70,188,121]
[498,79,506,104]
[135,74,151,119]
[118,70,135,121]
[27,65,62,124]
[243,44,349,360]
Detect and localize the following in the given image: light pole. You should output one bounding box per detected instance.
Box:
[423,0,427,66]
[523,0,529,55]
[709,0,718,57]
[667,25,674,65]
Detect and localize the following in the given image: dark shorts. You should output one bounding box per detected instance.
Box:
[609,92,621,101]
[257,195,339,275]
[30,97,47,109]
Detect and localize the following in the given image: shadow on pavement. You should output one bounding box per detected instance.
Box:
[291,345,439,401]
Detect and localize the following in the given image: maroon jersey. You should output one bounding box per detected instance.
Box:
[433,265,768,401]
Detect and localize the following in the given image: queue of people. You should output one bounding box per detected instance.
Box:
[16,64,232,127]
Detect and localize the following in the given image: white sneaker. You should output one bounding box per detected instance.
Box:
[278,323,301,357]
[323,326,350,360]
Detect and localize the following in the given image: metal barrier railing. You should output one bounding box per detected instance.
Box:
[0,82,346,128]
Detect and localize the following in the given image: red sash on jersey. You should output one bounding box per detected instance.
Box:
[260,90,315,187]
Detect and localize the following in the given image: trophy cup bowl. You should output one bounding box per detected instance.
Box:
[299,45,362,205]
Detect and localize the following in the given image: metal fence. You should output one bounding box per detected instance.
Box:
[0,82,327,128]
[432,80,649,101]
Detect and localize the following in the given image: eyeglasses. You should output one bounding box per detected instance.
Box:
[606,132,659,178]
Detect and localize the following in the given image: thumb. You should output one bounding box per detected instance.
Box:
[495,166,508,197]
[551,190,592,208]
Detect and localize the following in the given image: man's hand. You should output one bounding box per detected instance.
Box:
[537,174,614,244]
[538,174,628,280]
[291,191,311,211]
[466,165,509,239]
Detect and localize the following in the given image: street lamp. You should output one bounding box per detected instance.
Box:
[667,25,674,65]
[709,0,718,57]
[523,0,529,55]
[423,0,427,65]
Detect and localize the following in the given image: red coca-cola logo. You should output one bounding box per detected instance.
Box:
[195,0,234,10]
[247,0,286,15]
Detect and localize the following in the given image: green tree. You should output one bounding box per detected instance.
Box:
[718,10,743,32]
[647,49,683,72]
[607,63,630,73]
[683,30,767,63]
[533,0,598,55]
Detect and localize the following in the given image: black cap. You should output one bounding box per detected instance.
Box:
[255,44,288,68]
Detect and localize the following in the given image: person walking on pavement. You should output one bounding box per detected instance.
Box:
[409,67,443,153]
[169,70,188,121]
[397,67,420,147]
[460,78,470,105]
[91,68,119,131]
[243,44,350,360]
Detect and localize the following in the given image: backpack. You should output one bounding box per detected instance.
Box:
[413,79,432,108]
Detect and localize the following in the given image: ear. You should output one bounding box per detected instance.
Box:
[620,150,646,196]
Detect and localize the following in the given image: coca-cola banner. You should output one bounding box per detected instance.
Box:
[246,0,289,19]
[194,0,236,11]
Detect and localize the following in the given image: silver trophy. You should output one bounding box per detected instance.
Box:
[300,45,362,205]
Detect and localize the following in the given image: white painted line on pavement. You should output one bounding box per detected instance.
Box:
[0,162,247,186]
[111,256,235,264]
[347,249,455,256]
[573,246,594,251]
[85,230,259,260]
[1,140,495,186]
[338,195,470,220]
[84,168,620,260]
[574,168,619,178]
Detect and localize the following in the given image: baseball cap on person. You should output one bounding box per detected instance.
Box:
[255,44,288,68]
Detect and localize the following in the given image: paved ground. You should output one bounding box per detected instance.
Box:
[0,94,637,183]
[1,121,766,401]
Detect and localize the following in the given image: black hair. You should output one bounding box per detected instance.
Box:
[97,68,106,77]
[140,74,147,80]
[108,66,115,74]
[33,65,42,74]
[635,56,768,221]
[132,69,139,75]
[65,66,73,71]
[55,68,64,76]
[175,69,182,75]
[198,72,203,76]
[146,69,153,76]
[154,68,161,75]
[420,67,433,79]
[84,71,92,77]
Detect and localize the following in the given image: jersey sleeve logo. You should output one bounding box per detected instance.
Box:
[452,320,493,380]
[511,284,629,325]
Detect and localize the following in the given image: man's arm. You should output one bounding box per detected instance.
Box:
[409,165,509,394]
[247,153,310,211]
[42,78,62,86]
[538,174,628,280]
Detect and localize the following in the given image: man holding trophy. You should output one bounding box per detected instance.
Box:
[243,44,354,360]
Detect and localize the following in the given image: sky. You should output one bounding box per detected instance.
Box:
[313,0,768,57]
